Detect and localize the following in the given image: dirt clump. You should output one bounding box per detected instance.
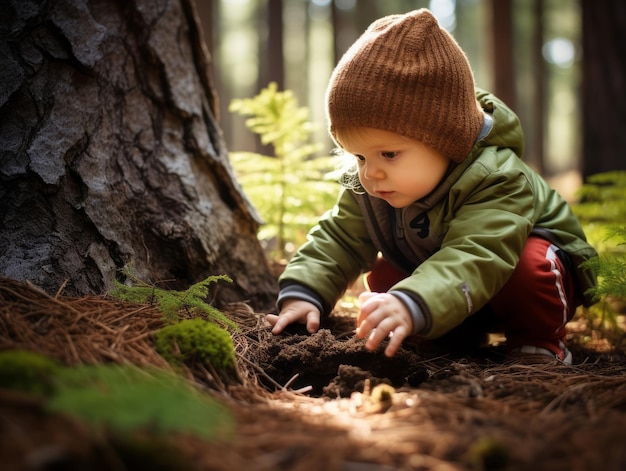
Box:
[254,327,429,396]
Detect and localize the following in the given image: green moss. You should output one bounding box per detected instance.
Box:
[110,434,194,471]
[48,365,233,440]
[0,349,60,396]
[154,319,237,381]
[466,437,510,471]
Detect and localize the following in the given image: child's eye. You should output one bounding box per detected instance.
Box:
[354,154,365,162]
[381,151,398,159]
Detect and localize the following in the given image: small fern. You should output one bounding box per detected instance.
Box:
[574,172,626,334]
[580,226,626,330]
[229,82,339,260]
[582,226,626,300]
[574,171,626,224]
[47,365,234,440]
[574,171,626,252]
[110,266,236,328]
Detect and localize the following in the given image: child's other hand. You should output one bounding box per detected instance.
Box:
[356,292,412,357]
[266,300,321,335]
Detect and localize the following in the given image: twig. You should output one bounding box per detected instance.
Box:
[238,356,284,391]
[282,373,300,390]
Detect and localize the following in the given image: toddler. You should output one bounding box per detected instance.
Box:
[266,9,597,364]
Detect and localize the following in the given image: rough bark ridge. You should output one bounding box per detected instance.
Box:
[0,0,277,309]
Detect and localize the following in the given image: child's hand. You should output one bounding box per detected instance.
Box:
[266,300,321,335]
[356,292,412,357]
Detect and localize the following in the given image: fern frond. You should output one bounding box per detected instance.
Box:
[110,271,236,329]
[229,83,340,259]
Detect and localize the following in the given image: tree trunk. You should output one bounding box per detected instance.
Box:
[261,0,284,91]
[0,0,278,310]
[531,0,545,175]
[490,0,517,112]
[581,0,626,178]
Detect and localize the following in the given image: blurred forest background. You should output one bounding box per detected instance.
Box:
[5,0,622,301]
[195,0,603,199]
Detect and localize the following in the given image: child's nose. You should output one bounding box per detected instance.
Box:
[363,162,384,180]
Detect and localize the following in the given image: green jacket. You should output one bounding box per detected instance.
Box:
[278,90,597,339]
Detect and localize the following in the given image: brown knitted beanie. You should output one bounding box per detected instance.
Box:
[326,9,484,163]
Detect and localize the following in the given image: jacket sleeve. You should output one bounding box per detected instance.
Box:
[391,149,536,339]
[278,188,379,315]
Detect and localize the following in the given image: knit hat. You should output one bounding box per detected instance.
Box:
[326,9,484,163]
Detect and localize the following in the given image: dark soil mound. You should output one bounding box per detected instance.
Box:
[254,328,429,396]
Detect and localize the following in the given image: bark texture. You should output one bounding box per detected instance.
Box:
[0,0,277,310]
[581,0,626,178]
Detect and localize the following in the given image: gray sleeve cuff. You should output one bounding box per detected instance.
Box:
[277,284,325,315]
[389,290,426,335]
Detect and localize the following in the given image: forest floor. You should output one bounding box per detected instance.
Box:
[1,276,626,471]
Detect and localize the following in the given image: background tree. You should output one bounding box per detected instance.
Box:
[259,0,285,91]
[490,0,517,113]
[0,0,277,310]
[211,1,622,189]
[581,0,626,178]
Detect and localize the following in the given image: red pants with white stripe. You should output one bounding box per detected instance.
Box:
[365,236,581,358]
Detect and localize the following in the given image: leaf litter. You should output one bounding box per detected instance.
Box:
[1,276,626,470]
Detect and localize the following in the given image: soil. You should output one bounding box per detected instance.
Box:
[1,277,626,471]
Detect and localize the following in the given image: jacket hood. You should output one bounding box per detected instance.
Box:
[474,88,525,159]
[396,89,525,216]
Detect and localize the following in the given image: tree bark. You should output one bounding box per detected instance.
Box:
[490,0,517,113]
[581,0,626,178]
[531,0,545,175]
[0,0,277,310]
[261,0,284,90]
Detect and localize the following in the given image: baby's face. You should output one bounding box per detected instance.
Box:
[341,127,449,208]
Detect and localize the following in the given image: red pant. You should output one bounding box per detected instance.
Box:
[366,236,580,356]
